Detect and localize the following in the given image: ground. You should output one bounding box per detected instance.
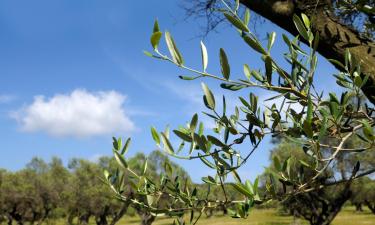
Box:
[116,207,375,225]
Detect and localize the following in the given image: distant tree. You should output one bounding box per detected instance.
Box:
[65,158,120,225]
[265,141,354,225]
[351,177,375,213]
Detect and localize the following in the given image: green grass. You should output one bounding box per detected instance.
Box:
[53,207,374,225]
[116,207,375,225]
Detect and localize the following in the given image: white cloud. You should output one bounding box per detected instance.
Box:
[12,89,135,137]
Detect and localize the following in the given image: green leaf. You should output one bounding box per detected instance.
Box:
[151,127,160,145]
[150,31,162,50]
[361,120,374,140]
[121,138,131,155]
[231,183,253,198]
[243,35,267,55]
[239,96,251,109]
[220,48,230,80]
[114,151,128,170]
[245,180,254,195]
[193,133,207,152]
[223,12,249,32]
[190,113,198,133]
[282,34,291,47]
[243,64,251,80]
[207,135,226,147]
[142,158,148,175]
[220,83,246,91]
[244,9,250,26]
[173,130,192,142]
[353,73,362,87]
[251,70,264,82]
[201,83,215,110]
[153,19,160,33]
[143,50,153,57]
[299,160,311,168]
[198,122,204,136]
[161,133,174,154]
[200,41,208,72]
[328,59,346,70]
[293,14,309,41]
[235,0,240,11]
[202,176,217,185]
[265,56,273,83]
[267,32,276,52]
[253,177,259,194]
[198,153,216,169]
[165,31,184,65]
[301,13,310,29]
[178,75,197,80]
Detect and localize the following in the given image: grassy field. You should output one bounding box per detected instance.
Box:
[117,207,375,225]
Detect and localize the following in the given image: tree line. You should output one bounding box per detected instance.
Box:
[1,139,373,225]
[0,151,192,225]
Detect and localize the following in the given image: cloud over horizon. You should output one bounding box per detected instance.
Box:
[12,89,135,137]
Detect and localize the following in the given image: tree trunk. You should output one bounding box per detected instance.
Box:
[78,214,90,225]
[95,214,108,225]
[355,203,363,212]
[109,202,130,225]
[240,0,375,105]
[139,212,155,225]
[365,200,375,214]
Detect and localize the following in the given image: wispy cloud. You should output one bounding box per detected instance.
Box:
[11,89,136,138]
[0,95,16,104]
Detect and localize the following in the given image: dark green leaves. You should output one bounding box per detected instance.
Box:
[173,130,192,142]
[202,176,217,185]
[161,133,174,154]
[293,14,309,41]
[190,113,198,133]
[243,34,267,55]
[114,151,128,170]
[151,127,160,145]
[223,12,250,33]
[220,48,230,80]
[220,83,246,91]
[201,83,215,110]
[265,56,273,83]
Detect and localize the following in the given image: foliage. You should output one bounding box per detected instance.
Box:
[106,1,375,224]
[0,152,188,225]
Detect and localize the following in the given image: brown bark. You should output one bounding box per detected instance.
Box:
[240,0,375,105]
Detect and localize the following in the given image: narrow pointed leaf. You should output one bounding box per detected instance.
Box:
[220,48,230,80]
[151,127,160,145]
[201,83,215,110]
[223,12,249,32]
[200,41,208,71]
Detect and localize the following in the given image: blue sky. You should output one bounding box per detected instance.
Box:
[0,0,338,182]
